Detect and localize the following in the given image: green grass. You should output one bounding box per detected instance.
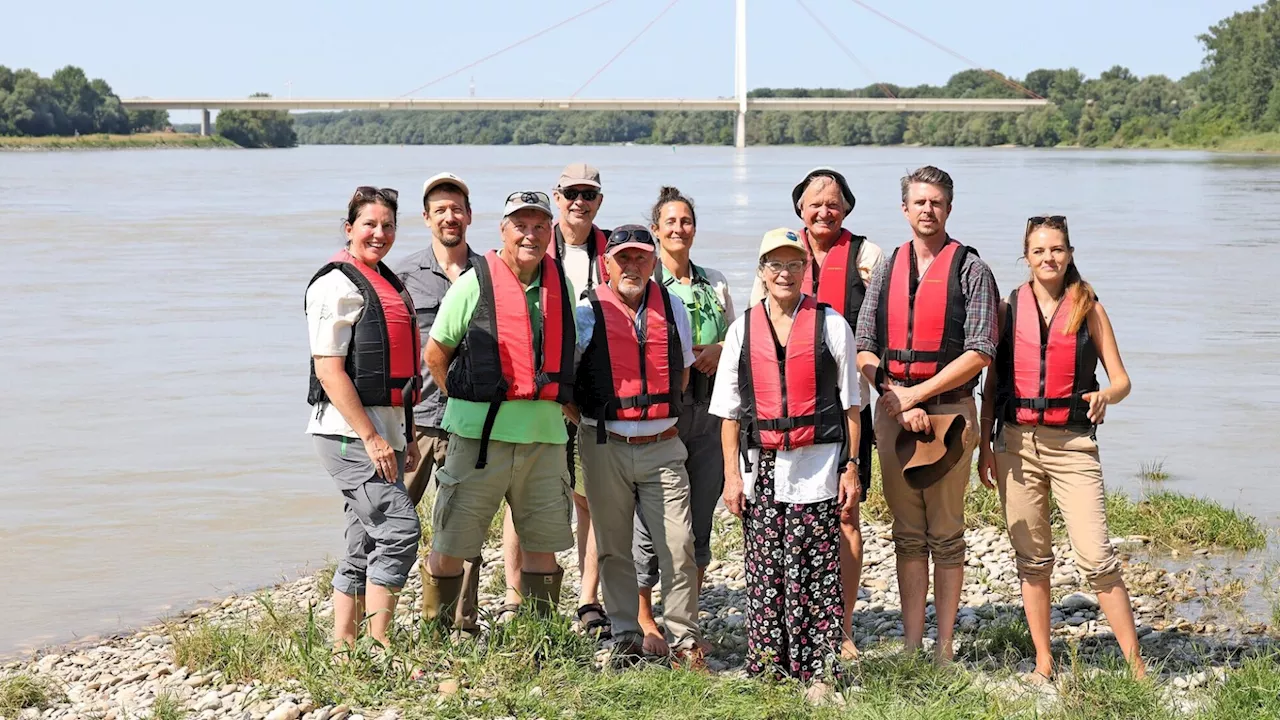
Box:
[0,673,62,715]
[1208,131,1280,153]
[958,616,1037,665]
[1105,491,1267,551]
[1198,653,1280,719]
[1052,656,1172,720]
[1139,459,1170,482]
[0,132,234,150]
[148,691,188,720]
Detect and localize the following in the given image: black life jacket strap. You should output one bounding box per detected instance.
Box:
[475,379,510,469]
[885,348,942,363]
[757,414,817,432]
[738,424,753,473]
[1014,396,1077,410]
[615,393,673,410]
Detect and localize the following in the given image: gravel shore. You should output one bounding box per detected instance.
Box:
[3,510,1275,720]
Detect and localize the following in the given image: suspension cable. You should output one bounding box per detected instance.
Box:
[795,0,896,99]
[570,0,684,98]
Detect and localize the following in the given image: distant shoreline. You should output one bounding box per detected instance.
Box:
[0,132,235,151]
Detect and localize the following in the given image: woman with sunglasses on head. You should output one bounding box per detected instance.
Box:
[306,186,423,650]
[632,186,736,656]
[712,229,862,692]
[977,215,1145,682]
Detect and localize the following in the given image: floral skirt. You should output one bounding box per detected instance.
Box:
[742,450,844,682]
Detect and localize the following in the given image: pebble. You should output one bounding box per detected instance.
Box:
[4,512,1269,719]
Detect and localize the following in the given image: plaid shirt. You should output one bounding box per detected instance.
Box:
[855,238,999,391]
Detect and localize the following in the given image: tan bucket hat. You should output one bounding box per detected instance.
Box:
[894,413,968,490]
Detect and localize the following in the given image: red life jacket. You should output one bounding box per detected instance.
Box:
[738,296,845,460]
[576,280,683,444]
[876,238,971,385]
[550,222,609,294]
[801,228,867,323]
[445,250,575,467]
[306,249,422,429]
[996,283,1099,427]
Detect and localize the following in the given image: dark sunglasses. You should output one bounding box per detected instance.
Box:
[507,190,550,205]
[559,187,600,202]
[609,227,655,246]
[355,184,399,202]
[1027,215,1067,230]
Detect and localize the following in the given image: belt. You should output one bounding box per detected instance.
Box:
[920,389,973,407]
[607,426,680,445]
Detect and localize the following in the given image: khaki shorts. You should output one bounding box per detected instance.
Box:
[430,435,574,559]
[404,426,450,506]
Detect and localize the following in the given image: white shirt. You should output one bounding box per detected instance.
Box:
[304,269,407,451]
[709,296,861,504]
[561,242,596,297]
[576,288,696,437]
[749,236,883,409]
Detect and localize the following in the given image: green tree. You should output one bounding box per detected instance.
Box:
[215,93,297,148]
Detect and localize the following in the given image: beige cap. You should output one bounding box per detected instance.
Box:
[503,190,554,219]
[757,227,808,261]
[556,162,602,190]
[422,172,470,200]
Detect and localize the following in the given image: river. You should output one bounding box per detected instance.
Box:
[2,144,1278,654]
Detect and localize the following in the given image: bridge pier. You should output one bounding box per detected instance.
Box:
[200,108,210,137]
[734,0,747,149]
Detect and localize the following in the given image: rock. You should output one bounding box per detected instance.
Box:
[1066,617,1086,627]
[438,679,460,696]
[330,704,350,720]
[266,703,301,720]
[723,615,745,628]
[529,686,544,698]
[1060,592,1098,611]
[197,691,223,712]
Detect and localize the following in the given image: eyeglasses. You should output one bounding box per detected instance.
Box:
[558,187,600,202]
[761,260,807,275]
[507,191,550,205]
[1027,215,1068,230]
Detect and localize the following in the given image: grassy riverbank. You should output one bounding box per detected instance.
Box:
[1,465,1274,720]
[0,132,234,150]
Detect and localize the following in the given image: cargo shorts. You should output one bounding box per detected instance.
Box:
[430,435,574,559]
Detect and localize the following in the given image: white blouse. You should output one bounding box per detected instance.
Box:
[709,296,861,504]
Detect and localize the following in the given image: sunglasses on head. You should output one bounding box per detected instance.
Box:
[559,187,600,202]
[609,228,654,245]
[355,186,399,203]
[1027,215,1068,230]
[507,191,550,205]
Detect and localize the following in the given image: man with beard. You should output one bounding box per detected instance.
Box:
[393,173,485,634]
[855,166,998,663]
[570,224,704,668]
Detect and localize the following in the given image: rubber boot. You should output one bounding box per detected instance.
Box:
[455,556,484,636]
[519,568,564,618]
[422,571,464,632]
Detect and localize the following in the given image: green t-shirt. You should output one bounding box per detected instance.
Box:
[659,263,729,346]
[429,256,577,445]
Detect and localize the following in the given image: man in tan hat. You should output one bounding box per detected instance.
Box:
[499,162,612,637]
[751,166,884,659]
[855,166,998,662]
[393,172,485,633]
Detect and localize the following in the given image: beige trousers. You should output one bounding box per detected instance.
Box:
[875,398,979,567]
[995,423,1122,590]
[577,427,701,648]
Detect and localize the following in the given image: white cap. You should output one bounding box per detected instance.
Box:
[422,172,470,200]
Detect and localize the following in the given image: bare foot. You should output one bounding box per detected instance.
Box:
[805,681,832,705]
[840,638,859,661]
[642,630,670,656]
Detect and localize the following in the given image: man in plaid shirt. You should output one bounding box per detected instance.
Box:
[855,165,999,664]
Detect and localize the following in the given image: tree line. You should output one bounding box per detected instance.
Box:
[0,68,296,148]
[297,0,1280,149]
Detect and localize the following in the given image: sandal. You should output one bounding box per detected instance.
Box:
[494,603,521,626]
[575,603,613,641]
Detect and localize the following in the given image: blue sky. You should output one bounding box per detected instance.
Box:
[4,0,1255,103]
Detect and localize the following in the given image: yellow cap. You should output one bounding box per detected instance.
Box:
[757,227,807,261]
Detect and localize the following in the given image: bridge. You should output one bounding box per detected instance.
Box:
[119,0,1048,147]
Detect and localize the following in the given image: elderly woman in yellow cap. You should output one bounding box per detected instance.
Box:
[710,228,862,687]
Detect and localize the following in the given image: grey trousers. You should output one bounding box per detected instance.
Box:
[633,397,723,588]
[314,434,421,594]
[579,426,701,648]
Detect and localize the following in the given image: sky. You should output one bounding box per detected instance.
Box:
[3,0,1257,107]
